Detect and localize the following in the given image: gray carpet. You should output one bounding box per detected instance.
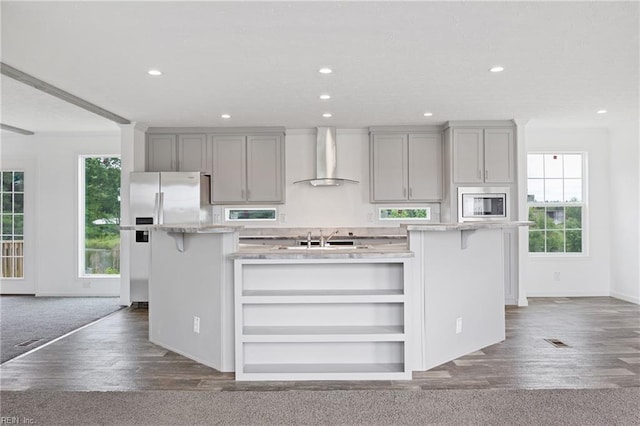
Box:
[1,388,639,425]
[0,296,123,363]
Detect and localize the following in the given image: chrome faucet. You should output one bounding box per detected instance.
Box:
[319,229,339,247]
[306,231,312,248]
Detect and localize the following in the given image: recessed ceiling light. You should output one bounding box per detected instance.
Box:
[318,68,333,74]
[147,69,162,76]
[423,112,433,117]
[490,66,504,73]
[221,114,231,119]
[322,113,332,118]
[320,94,331,100]
[596,109,607,114]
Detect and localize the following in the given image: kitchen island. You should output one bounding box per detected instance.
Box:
[134,222,529,380]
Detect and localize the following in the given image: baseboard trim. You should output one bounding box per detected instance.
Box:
[35,293,120,297]
[610,291,640,305]
[526,291,610,298]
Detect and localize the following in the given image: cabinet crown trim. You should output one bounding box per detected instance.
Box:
[444,120,515,129]
[147,126,286,135]
[369,126,443,134]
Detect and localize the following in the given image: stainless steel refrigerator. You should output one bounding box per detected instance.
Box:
[129,172,212,302]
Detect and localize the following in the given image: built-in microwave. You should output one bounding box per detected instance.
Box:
[458,187,510,222]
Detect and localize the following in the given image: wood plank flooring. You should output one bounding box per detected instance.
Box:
[1,297,638,391]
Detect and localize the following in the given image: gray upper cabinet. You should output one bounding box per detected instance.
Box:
[147,135,178,172]
[211,135,246,203]
[370,132,443,202]
[147,134,208,173]
[211,134,284,204]
[452,127,514,184]
[177,134,207,172]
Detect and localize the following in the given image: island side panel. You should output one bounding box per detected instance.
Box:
[149,231,237,372]
[409,228,505,371]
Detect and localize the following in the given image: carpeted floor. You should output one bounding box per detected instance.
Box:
[0,296,124,363]
[1,388,639,425]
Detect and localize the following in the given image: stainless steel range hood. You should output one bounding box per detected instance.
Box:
[294,127,359,186]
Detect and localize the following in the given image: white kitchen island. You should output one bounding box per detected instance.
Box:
[133,221,529,380]
[231,248,414,381]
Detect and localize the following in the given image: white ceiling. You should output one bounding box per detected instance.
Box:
[1,1,638,134]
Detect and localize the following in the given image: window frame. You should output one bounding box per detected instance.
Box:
[1,170,25,279]
[224,207,278,222]
[78,154,122,278]
[378,206,432,221]
[527,151,588,257]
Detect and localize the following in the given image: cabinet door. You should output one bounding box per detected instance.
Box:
[484,128,514,183]
[147,135,177,171]
[371,134,408,202]
[408,134,442,201]
[177,134,207,172]
[211,135,246,203]
[452,128,483,184]
[246,135,284,203]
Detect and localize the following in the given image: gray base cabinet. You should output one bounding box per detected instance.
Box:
[370,131,442,203]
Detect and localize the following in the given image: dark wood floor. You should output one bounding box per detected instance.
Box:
[1,297,638,391]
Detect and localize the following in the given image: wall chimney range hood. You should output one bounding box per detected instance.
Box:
[294,127,359,186]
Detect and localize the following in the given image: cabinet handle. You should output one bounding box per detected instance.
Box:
[409,187,413,198]
[403,188,407,198]
[485,170,489,180]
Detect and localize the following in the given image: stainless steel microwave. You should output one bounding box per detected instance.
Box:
[458,187,510,222]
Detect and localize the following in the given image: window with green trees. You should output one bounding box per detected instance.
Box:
[81,156,121,275]
[527,153,584,254]
[1,171,25,278]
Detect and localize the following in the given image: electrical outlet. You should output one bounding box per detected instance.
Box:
[456,317,463,334]
[280,213,287,223]
[553,272,561,281]
[193,316,200,333]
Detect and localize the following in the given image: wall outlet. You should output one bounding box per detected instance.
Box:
[279,213,287,223]
[193,316,200,334]
[553,272,561,281]
[456,317,463,334]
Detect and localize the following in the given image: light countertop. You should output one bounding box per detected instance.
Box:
[403,221,533,232]
[230,245,413,260]
[120,224,241,233]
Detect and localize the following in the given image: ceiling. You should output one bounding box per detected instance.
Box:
[1,1,638,134]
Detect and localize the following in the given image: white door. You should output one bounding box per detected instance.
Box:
[0,159,36,294]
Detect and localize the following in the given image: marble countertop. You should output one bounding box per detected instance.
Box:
[230,244,413,260]
[120,224,241,233]
[403,221,533,232]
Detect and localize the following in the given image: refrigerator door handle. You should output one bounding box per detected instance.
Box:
[158,192,165,224]
[153,192,160,224]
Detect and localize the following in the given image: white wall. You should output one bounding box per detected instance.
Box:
[1,132,121,296]
[525,128,611,297]
[609,119,640,304]
[213,128,439,228]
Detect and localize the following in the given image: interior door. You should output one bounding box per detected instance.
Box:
[0,161,35,295]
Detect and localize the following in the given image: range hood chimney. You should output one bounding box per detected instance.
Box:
[293,127,359,186]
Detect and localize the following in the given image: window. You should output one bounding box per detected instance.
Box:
[379,207,431,221]
[527,153,585,254]
[1,171,24,278]
[80,156,121,276]
[225,207,277,221]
